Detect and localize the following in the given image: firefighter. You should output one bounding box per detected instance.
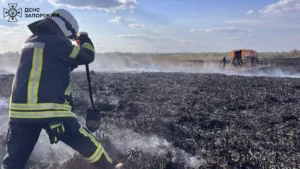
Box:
[251,56,254,67]
[2,9,123,169]
[222,56,226,69]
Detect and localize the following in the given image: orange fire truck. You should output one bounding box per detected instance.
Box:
[230,49,258,67]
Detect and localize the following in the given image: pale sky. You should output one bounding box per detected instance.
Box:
[0,0,300,53]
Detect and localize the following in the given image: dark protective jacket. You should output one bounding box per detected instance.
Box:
[9,19,95,123]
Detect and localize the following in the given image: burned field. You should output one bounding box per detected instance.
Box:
[1,70,300,169]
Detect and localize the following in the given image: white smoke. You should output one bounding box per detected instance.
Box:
[0,99,9,109]
[100,124,204,168]
[1,53,300,78]
[28,130,76,167]
[0,97,202,168]
[0,57,18,74]
[0,108,9,161]
[70,54,300,78]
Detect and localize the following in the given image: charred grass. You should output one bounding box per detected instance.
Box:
[1,71,300,169]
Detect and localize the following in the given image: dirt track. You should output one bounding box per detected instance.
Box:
[0,58,300,169]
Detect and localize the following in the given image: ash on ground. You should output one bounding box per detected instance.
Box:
[1,70,300,169]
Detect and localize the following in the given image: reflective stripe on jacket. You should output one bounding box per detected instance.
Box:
[9,34,95,122]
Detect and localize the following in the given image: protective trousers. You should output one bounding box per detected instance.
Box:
[2,119,114,169]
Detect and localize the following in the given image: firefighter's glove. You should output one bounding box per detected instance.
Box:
[48,122,65,144]
[76,32,94,48]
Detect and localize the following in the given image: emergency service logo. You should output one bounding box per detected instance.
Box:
[3,3,22,22]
